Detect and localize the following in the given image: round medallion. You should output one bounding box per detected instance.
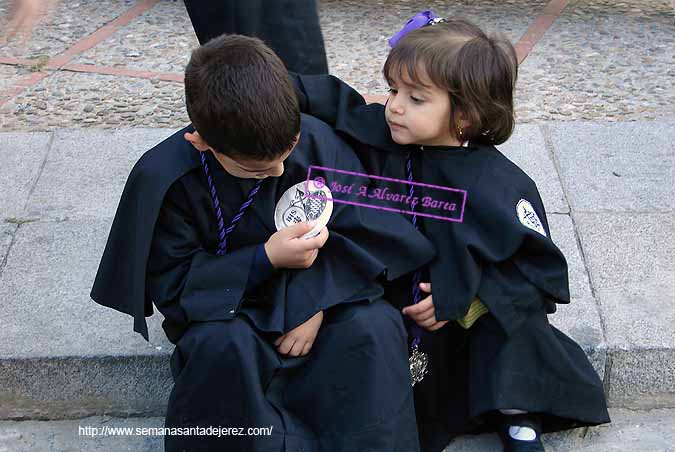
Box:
[274,180,333,238]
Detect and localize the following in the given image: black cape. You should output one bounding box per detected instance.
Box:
[183,0,328,75]
[290,75,610,446]
[291,74,571,335]
[91,114,436,341]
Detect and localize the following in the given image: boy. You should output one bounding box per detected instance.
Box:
[91,35,436,451]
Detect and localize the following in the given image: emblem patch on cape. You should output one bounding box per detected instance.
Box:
[516,199,546,237]
[274,180,333,239]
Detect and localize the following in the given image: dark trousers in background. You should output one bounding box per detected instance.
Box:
[183,0,329,74]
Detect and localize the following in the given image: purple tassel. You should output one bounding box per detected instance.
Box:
[406,152,425,344]
[200,152,264,255]
[406,151,429,386]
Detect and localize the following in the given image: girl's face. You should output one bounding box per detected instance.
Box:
[385,71,461,147]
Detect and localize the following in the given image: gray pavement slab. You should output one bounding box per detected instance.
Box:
[0,224,17,269]
[0,416,164,452]
[565,407,675,452]
[14,125,569,218]
[0,132,51,220]
[24,128,175,219]
[0,223,15,252]
[0,409,673,452]
[0,218,171,419]
[575,212,675,406]
[17,125,574,220]
[549,121,675,212]
[546,214,606,377]
[0,213,610,418]
[0,218,171,358]
[0,355,171,420]
[445,408,675,452]
[498,124,569,214]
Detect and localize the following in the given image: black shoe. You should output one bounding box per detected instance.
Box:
[497,414,545,452]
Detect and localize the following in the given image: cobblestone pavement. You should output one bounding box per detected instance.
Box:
[516,0,675,122]
[0,0,673,131]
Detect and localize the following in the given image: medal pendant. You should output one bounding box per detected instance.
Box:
[409,343,428,387]
[274,180,333,239]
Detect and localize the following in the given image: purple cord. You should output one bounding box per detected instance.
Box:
[200,152,264,255]
[406,151,424,347]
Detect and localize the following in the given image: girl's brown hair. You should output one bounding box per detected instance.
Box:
[383,18,518,145]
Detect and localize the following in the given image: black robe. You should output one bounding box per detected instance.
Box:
[290,74,611,450]
[91,113,435,341]
[291,74,570,334]
[183,0,328,75]
[91,114,437,451]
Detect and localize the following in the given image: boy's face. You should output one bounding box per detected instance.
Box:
[384,69,460,147]
[185,132,299,179]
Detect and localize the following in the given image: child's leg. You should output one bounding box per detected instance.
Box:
[284,299,421,452]
[468,311,608,423]
[164,317,314,452]
[467,310,609,450]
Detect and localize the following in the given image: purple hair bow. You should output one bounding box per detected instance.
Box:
[388,10,443,48]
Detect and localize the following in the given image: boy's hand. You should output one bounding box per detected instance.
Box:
[264,222,329,269]
[402,283,448,332]
[274,311,324,357]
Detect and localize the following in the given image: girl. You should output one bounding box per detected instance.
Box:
[291,13,610,452]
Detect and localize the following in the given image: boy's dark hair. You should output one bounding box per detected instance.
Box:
[185,34,300,160]
[383,18,518,145]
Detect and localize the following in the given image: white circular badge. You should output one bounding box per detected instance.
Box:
[516,199,547,237]
[274,180,333,239]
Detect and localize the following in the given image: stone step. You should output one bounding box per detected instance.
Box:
[0,122,674,419]
[1,409,674,451]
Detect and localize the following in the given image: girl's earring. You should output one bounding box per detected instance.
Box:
[457,125,464,139]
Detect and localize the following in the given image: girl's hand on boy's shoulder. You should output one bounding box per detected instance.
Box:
[274,310,324,357]
[402,283,448,332]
